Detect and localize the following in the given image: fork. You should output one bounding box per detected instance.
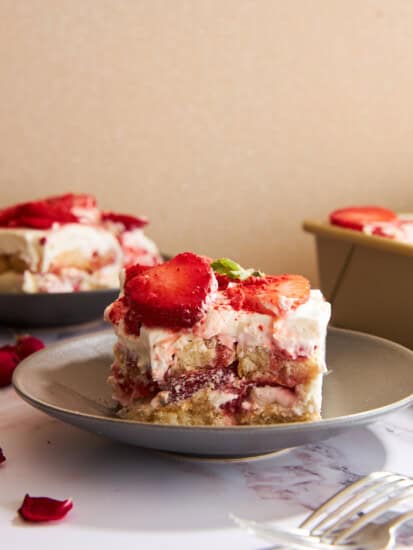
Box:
[231,471,413,549]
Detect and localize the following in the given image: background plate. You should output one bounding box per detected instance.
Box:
[13,327,413,458]
[0,289,119,327]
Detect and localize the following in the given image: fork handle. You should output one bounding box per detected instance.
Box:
[388,510,413,530]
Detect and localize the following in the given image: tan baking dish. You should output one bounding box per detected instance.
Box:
[303,220,413,349]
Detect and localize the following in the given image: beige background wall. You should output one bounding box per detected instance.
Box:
[1,0,413,282]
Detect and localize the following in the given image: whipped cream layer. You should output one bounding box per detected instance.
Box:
[107,289,331,385]
[0,224,123,292]
[119,229,161,266]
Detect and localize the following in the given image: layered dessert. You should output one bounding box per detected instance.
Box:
[105,253,331,426]
[0,194,161,293]
[330,206,413,244]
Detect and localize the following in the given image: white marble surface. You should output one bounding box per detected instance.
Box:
[1,323,413,549]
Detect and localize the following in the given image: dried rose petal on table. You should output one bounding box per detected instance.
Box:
[0,335,45,387]
[16,335,45,360]
[0,347,20,387]
[18,494,73,522]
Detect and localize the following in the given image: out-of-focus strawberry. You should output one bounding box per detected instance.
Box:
[330,206,397,231]
[101,211,148,230]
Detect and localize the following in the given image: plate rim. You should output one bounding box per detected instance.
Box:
[12,326,413,432]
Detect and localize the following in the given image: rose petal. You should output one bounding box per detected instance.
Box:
[0,448,5,464]
[0,348,20,387]
[16,335,45,360]
[18,494,73,522]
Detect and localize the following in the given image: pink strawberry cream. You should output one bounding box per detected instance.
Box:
[105,253,331,426]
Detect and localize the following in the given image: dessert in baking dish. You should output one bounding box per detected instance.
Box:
[0,194,161,293]
[105,253,331,426]
[330,206,413,244]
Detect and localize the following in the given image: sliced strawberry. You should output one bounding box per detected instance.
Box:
[45,193,97,211]
[124,263,151,284]
[22,201,78,223]
[226,274,310,317]
[0,205,20,226]
[330,206,397,231]
[0,194,95,229]
[102,211,148,230]
[14,216,54,230]
[124,252,216,329]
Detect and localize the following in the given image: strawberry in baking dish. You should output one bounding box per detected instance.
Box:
[105,253,331,426]
[330,206,413,243]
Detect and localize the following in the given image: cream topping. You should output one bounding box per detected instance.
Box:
[0,224,123,292]
[0,224,122,272]
[109,289,331,381]
[0,227,45,270]
[120,229,160,259]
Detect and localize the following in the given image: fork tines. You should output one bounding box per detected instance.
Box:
[300,471,413,543]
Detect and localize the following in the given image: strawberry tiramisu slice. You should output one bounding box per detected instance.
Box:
[0,194,161,293]
[330,206,413,244]
[105,253,331,426]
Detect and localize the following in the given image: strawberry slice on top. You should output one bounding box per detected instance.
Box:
[124,252,216,330]
[226,274,310,317]
[330,206,397,231]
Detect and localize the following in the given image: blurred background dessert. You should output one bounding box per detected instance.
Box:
[1,2,412,284]
[0,193,161,292]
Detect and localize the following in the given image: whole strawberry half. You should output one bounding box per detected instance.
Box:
[330,206,397,231]
[124,252,216,329]
[226,274,310,317]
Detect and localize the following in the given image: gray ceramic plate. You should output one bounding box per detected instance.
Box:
[13,328,413,458]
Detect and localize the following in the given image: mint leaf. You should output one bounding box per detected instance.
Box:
[211,258,242,275]
[211,258,264,280]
